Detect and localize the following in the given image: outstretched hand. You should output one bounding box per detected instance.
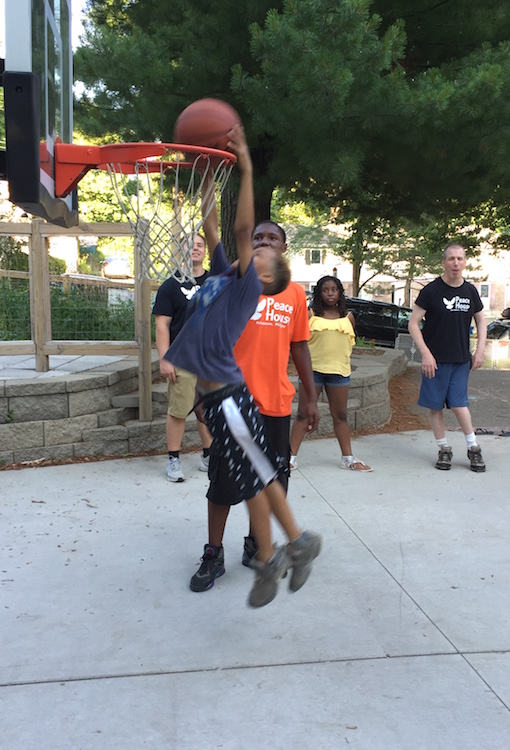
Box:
[226,124,251,171]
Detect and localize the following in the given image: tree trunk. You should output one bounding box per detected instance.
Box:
[218,162,274,262]
[220,181,238,262]
[352,262,361,297]
[404,277,412,306]
[254,190,272,227]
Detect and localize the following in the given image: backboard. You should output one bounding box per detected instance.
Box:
[1,0,78,227]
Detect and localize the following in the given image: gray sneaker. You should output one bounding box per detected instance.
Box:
[167,456,184,482]
[287,531,322,592]
[435,446,452,470]
[467,445,486,473]
[199,453,209,473]
[248,546,290,608]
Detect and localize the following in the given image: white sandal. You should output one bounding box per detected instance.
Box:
[341,457,373,472]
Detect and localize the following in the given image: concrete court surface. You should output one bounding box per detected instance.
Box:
[1,431,509,750]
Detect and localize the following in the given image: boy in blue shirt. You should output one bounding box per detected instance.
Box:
[165,125,321,607]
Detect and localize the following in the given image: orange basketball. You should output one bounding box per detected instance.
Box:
[173,98,242,151]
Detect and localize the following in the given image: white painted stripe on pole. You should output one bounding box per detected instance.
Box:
[222,396,276,485]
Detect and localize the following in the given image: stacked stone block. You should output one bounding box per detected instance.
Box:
[0,349,407,467]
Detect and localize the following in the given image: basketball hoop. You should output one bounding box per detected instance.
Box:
[54,142,237,282]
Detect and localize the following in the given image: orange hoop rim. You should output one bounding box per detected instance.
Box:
[54,141,237,198]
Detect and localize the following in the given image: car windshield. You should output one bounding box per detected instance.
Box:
[397,309,411,328]
[487,322,510,340]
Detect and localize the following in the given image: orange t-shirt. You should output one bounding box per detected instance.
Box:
[233,281,310,417]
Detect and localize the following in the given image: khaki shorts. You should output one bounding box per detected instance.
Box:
[167,367,197,419]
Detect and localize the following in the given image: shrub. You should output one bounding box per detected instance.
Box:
[0,279,31,340]
[49,256,67,274]
[0,236,29,271]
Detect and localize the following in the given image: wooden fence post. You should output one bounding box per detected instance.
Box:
[29,219,51,371]
[134,219,153,422]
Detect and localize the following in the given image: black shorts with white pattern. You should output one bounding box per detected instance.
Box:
[202,383,284,503]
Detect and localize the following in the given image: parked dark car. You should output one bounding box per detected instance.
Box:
[346,297,412,348]
[305,291,412,348]
[487,320,510,341]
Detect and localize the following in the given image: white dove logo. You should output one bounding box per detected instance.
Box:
[443,297,455,310]
[181,285,200,300]
[251,298,267,321]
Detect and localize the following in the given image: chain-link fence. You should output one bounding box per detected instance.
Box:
[396,333,510,371]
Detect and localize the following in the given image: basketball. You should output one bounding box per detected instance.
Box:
[173,98,242,151]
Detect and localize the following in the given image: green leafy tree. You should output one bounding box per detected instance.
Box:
[74,1,406,234]
[242,0,510,286]
[75,1,510,266]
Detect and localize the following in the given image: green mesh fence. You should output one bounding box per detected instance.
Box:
[50,279,137,340]
[0,277,31,340]
[0,275,157,341]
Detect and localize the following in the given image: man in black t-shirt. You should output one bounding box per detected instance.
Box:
[152,234,212,482]
[409,244,487,472]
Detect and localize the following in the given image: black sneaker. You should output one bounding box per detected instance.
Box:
[467,445,486,473]
[242,535,258,567]
[435,446,452,470]
[190,544,225,592]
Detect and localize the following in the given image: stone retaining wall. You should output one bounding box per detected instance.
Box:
[0,348,407,466]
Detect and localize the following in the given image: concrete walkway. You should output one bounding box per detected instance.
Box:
[1,431,509,749]
[0,354,136,380]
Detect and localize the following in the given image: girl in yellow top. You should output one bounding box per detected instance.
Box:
[290,276,372,472]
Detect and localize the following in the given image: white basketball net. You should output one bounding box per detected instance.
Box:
[105,148,235,283]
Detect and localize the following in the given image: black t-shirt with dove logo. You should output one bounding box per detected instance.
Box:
[152,271,209,343]
[415,277,483,363]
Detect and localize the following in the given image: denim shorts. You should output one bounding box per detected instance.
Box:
[312,371,350,387]
[418,362,470,410]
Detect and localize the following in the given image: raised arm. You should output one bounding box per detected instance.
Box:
[227,125,254,276]
[201,169,220,260]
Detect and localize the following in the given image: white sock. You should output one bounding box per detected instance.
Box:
[465,432,477,448]
[436,438,448,448]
